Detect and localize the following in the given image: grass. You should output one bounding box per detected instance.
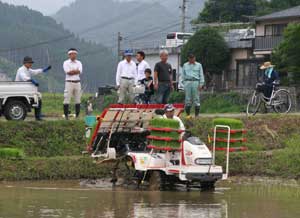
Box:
[0,120,85,157]
[39,91,248,118]
[0,156,113,181]
[42,93,93,117]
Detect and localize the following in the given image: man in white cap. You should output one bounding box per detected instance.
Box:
[63,48,83,120]
[116,49,137,103]
[163,104,185,131]
[259,61,279,99]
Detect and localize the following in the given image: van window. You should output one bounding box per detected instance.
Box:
[167,33,176,39]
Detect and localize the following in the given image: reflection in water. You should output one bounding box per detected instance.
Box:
[0,181,299,218]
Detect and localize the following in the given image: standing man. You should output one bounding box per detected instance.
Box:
[15,56,51,121]
[116,49,137,104]
[136,51,150,82]
[63,48,83,120]
[182,53,205,117]
[154,50,173,104]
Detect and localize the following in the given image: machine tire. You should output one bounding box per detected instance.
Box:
[148,171,163,191]
[200,181,216,191]
[4,100,27,121]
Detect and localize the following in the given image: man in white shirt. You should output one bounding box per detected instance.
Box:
[15,56,51,120]
[136,51,150,82]
[63,48,83,119]
[116,49,137,104]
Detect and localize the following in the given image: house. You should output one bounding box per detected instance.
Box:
[219,5,300,90]
[222,28,259,89]
[254,5,300,58]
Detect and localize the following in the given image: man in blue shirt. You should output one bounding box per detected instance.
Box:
[182,53,205,117]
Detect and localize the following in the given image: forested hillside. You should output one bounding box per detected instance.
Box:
[54,0,205,48]
[0,2,115,92]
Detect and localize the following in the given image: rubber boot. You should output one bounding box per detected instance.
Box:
[75,104,81,118]
[185,106,191,116]
[195,106,200,117]
[35,100,43,121]
[64,104,69,120]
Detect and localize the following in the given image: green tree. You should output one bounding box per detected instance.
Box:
[181,27,230,76]
[194,0,258,23]
[269,0,300,11]
[272,24,300,83]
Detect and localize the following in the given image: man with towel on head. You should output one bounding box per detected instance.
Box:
[63,48,83,120]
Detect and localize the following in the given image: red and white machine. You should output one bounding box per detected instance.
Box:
[87,104,230,190]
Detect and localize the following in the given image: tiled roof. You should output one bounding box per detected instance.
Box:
[255,5,300,21]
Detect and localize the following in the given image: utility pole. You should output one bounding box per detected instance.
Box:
[117,32,122,61]
[180,0,187,33]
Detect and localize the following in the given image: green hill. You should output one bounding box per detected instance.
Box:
[0,2,115,92]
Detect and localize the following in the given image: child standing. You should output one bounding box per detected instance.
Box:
[140,68,154,104]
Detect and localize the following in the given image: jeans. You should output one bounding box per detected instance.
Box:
[184,81,200,107]
[156,83,171,104]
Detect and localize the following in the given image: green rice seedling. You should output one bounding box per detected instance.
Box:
[0,148,25,159]
[213,118,244,148]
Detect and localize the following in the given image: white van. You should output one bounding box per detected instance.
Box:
[165,32,193,48]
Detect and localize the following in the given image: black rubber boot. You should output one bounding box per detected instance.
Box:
[35,100,43,121]
[75,104,81,118]
[185,106,191,116]
[195,106,200,117]
[64,104,69,120]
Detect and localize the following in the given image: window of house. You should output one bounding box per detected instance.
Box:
[265,24,287,36]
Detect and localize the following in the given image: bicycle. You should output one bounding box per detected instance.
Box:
[246,81,292,116]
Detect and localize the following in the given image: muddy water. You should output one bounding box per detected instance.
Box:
[0,180,299,218]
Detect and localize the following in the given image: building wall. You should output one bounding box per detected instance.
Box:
[256,18,300,36]
[229,48,251,71]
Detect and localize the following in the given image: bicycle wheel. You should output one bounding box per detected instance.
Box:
[272,90,292,114]
[246,91,261,116]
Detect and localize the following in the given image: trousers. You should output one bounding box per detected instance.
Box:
[63,82,82,104]
[184,81,200,107]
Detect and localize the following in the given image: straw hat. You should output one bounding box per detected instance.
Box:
[260,62,275,70]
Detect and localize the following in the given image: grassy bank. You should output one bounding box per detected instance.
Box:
[0,156,112,181]
[0,121,85,157]
[1,115,300,181]
[40,91,248,118]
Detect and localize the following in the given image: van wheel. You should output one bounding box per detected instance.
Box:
[148,171,163,191]
[4,100,27,121]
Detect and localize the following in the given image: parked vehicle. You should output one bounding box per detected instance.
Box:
[0,82,42,120]
[86,104,231,191]
[247,82,292,116]
[165,32,193,48]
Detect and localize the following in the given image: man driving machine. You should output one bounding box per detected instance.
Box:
[163,104,185,131]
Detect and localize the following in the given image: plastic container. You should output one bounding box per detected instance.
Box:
[85,116,97,127]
